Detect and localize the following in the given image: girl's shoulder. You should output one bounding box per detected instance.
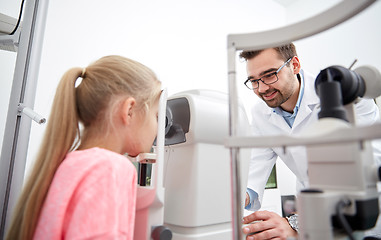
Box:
[59,147,136,181]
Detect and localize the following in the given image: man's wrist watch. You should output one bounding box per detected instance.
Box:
[286,214,299,233]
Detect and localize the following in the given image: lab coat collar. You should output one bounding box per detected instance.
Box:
[292,70,320,129]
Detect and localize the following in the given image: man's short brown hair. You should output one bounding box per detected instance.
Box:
[239,43,297,62]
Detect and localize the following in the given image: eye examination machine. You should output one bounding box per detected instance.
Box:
[161,89,251,239]
[131,89,252,239]
[296,64,381,239]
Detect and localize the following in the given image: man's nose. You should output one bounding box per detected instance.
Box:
[257,80,270,93]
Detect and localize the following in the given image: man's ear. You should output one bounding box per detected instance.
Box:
[291,56,301,74]
[121,97,136,125]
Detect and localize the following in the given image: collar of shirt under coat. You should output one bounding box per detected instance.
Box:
[272,71,305,127]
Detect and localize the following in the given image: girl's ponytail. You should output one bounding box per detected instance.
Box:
[6,68,82,240]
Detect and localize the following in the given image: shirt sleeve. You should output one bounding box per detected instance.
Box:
[245,188,259,211]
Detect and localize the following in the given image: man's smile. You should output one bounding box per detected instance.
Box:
[261,90,278,101]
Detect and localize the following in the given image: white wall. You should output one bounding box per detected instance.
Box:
[23,0,285,172]
[295,1,381,76]
[295,1,381,117]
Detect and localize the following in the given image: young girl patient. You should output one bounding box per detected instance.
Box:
[6,55,162,240]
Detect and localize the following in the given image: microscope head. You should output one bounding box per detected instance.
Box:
[315,65,381,121]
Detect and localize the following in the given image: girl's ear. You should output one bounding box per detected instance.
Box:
[121,97,136,125]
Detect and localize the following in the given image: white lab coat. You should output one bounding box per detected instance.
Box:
[247,70,381,211]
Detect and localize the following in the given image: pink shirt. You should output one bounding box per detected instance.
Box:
[33,147,137,240]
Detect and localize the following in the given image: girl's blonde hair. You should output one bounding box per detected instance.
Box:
[5,55,161,240]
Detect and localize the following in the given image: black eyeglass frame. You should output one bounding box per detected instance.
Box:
[244,57,293,90]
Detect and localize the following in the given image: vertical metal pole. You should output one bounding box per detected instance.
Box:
[227,45,243,240]
[0,0,49,238]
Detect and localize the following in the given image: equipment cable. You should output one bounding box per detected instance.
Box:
[9,0,26,35]
[336,199,355,240]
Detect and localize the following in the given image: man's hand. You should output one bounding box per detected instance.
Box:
[242,210,297,240]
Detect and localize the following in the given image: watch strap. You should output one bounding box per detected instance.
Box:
[286,214,299,233]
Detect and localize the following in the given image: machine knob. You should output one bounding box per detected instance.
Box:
[151,225,172,240]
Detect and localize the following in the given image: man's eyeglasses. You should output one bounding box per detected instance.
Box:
[244,57,292,90]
